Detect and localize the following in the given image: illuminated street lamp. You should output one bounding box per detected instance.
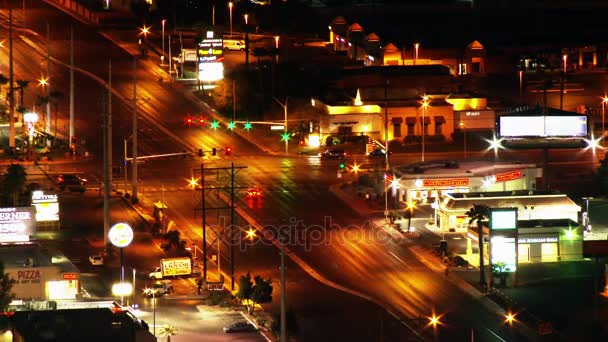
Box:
[351,163,360,173]
[414,43,420,65]
[274,35,279,50]
[562,54,568,74]
[505,311,516,326]
[228,2,233,36]
[37,76,48,87]
[246,228,256,240]
[243,13,248,25]
[420,95,430,162]
[140,25,150,39]
[459,121,466,159]
[188,177,199,189]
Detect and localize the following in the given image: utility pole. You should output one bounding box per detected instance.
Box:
[8,7,15,151]
[108,60,112,191]
[132,58,138,203]
[102,89,109,250]
[46,22,51,140]
[69,25,74,145]
[384,80,389,227]
[280,239,287,342]
[232,80,236,123]
[230,162,235,291]
[201,162,207,283]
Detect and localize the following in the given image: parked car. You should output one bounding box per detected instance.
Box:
[366,148,392,158]
[319,149,346,160]
[56,174,87,192]
[223,321,257,333]
[88,255,104,266]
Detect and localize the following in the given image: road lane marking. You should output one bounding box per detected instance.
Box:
[486,328,507,342]
[239,312,272,342]
[388,251,413,270]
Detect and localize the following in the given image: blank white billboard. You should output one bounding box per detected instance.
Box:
[499,116,587,137]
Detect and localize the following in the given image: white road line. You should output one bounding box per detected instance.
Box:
[486,328,507,342]
[239,312,272,342]
[388,251,413,270]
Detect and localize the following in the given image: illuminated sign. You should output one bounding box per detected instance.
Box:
[518,236,558,244]
[499,115,588,137]
[465,111,480,116]
[108,223,134,248]
[63,273,78,280]
[0,207,36,241]
[31,191,59,222]
[198,62,224,82]
[422,178,469,188]
[495,170,522,183]
[198,36,223,64]
[491,236,516,272]
[490,208,517,230]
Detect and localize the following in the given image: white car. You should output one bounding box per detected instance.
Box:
[89,255,104,266]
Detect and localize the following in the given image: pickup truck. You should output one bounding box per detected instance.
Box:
[149,257,192,279]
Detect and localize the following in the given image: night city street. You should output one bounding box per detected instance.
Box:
[1,1,608,342]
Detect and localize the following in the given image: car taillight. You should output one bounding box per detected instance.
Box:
[57,176,63,182]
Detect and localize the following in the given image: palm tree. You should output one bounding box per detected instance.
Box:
[2,163,27,206]
[49,90,64,138]
[161,230,187,255]
[158,324,177,342]
[465,204,490,290]
[15,80,29,109]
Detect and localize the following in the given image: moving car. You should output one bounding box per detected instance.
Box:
[223,321,257,333]
[246,187,263,199]
[319,149,346,160]
[144,280,173,297]
[223,39,246,51]
[57,174,87,192]
[89,255,104,266]
[366,148,392,158]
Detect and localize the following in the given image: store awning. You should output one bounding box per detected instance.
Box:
[391,117,403,124]
[434,116,446,124]
[406,117,416,125]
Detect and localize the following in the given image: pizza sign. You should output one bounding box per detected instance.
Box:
[422,178,469,187]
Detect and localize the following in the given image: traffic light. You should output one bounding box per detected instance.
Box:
[244,122,252,130]
[225,146,232,156]
[198,116,205,125]
[185,115,193,126]
[228,121,235,130]
[198,149,203,157]
[212,148,217,156]
[211,120,220,129]
[339,162,345,169]
[281,132,290,141]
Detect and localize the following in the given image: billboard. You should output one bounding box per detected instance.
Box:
[0,206,36,242]
[490,208,517,230]
[198,31,224,82]
[31,191,59,222]
[499,115,588,137]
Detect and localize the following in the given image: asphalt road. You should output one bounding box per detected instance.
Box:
[5,2,608,341]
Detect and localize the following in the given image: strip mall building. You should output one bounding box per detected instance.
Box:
[394,160,539,204]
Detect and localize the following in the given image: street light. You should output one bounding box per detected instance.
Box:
[414,43,420,65]
[228,2,233,36]
[420,95,429,162]
[274,35,280,50]
[459,121,466,159]
[243,13,248,25]
[562,54,568,74]
[161,20,166,65]
[140,25,150,39]
[504,311,516,326]
[274,97,289,154]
